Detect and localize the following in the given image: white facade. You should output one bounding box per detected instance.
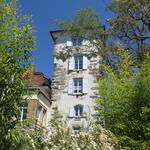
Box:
[22,86,52,130]
[29,93,51,126]
[51,31,101,132]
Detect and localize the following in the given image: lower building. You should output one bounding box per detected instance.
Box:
[21,72,51,129]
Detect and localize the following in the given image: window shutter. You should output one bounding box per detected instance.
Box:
[83,78,88,94]
[66,37,72,46]
[69,107,74,117]
[83,56,88,69]
[67,41,72,46]
[20,107,24,121]
[68,57,74,70]
[82,39,86,46]
[82,39,90,45]
[68,79,73,94]
[83,105,89,114]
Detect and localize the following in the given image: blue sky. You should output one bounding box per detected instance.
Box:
[20,0,113,79]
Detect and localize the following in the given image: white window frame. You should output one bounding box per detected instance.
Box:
[74,56,83,70]
[68,78,87,95]
[74,105,83,117]
[37,105,47,126]
[38,105,43,123]
[20,102,28,121]
[73,78,83,95]
[20,107,28,121]
[68,55,88,71]
[42,109,47,126]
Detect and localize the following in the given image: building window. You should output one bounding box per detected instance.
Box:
[74,56,83,70]
[20,107,28,121]
[68,78,87,95]
[73,78,83,94]
[74,105,83,117]
[73,127,81,134]
[37,104,47,126]
[38,105,42,122]
[72,37,83,46]
[20,102,28,121]
[42,109,47,126]
[68,55,88,71]
[22,107,28,120]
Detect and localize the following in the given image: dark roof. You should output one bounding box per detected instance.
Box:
[30,72,51,87]
[28,72,51,101]
[50,30,64,41]
[50,26,106,42]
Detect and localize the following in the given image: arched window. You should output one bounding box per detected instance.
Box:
[74,105,83,117]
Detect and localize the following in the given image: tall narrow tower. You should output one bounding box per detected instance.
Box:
[50,30,101,133]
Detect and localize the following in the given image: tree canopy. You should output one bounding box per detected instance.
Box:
[1,0,150,149]
[108,0,150,61]
[0,0,34,148]
[56,8,106,41]
[97,48,150,149]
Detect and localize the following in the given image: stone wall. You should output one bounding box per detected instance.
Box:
[51,33,103,129]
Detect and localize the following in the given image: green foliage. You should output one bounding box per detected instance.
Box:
[54,49,73,62]
[4,119,48,150]
[11,111,116,150]
[54,8,106,61]
[97,48,150,149]
[45,111,118,150]
[56,8,104,38]
[16,111,118,150]
[0,0,34,147]
[108,0,150,61]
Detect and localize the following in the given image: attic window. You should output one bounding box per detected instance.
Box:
[72,37,83,46]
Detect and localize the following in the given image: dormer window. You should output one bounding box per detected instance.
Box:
[72,37,83,46]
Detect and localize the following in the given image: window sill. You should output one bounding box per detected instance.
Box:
[68,115,87,119]
[72,93,84,96]
[72,45,83,47]
[74,69,83,71]
[74,115,86,118]
[74,69,87,72]
[66,45,84,48]
[68,93,87,96]
[73,92,82,94]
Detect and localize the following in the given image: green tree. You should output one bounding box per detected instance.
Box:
[46,111,118,150]
[54,8,106,61]
[5,119,48,150]
[97,48,150,149]
[57,8,104,38]
[0,0,34,148]
[108,0,150,61]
